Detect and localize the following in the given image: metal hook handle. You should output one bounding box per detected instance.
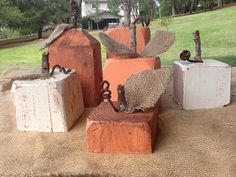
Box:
[100,80,118,112]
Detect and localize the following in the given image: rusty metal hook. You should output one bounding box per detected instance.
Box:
[101,80,118,112]
[50,65,72,77]
[180,50,203,63]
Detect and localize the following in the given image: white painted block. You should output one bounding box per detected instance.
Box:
[11,70,84,132]
[173,59,231,110]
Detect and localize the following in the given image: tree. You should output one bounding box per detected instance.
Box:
[91,0,102,30]
[159,0,172,17]
[122,0,131,26]
[218,0,224,6]
[77,0,83,27]
[130,0,141,20]
[0,0,24,29]
[160,16,172,31]
[6,0,70,38]
[139,0,158,19]
[108,0,122,15]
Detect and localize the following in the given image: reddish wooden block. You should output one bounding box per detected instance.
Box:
[86,102,159,154]
[103,57,161,101]
[49,29,103,107]
[106,27,150,58]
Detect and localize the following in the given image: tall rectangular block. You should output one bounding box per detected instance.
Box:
[11,71,84,132]
[173,59,231,110]
[49,29,103,107]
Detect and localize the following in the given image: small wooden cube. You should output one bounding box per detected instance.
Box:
[174,59,231,110]
[86,102,159,154]
[11,70,84,132]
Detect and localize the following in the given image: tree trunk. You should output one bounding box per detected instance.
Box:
[77,0,82,27]
[172,3,176,16]
[204,0,207,10]
[190,0,195,14]
[122,0,131,27]
[96,23,99,30]
[218,0,223,7]
[38,27,43,39]
[129,24,136,53]
[176,0,184,14]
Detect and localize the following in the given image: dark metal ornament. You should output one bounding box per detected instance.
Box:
[50,65,72,77]
[180,50,191,61]
[100,80,118,112]
[41,52,50,79]
[117,84,127,112]
[180,50,203,63]
[193,30,202,62]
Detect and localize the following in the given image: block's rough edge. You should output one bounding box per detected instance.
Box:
[173,59,231,110]
[86,102,159,154]
[11,71,84,133]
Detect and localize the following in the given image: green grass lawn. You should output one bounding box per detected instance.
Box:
[0,41,42,74]
[153,6,236,65]
[0,5,236,74]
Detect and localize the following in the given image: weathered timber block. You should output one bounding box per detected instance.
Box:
[106,27,150,58]
[103,57,161,101]
[11,70,84,132]
[49,28,103,107]
[86,102,159,154]
[174,59,231,110]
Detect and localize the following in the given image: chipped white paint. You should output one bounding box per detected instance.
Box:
[11,70,84,132]
[174,59,231,110]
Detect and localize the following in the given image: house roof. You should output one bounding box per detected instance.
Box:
[87,10,121,19]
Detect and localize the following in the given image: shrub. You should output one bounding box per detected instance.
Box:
[81,17,89,29]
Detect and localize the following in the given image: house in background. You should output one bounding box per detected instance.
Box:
[82,0,121,29]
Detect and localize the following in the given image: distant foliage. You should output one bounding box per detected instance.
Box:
[0,28,20,39]
[159,0,236,17]
[0,0,74,38]
[81,17,89,29]
[159,16,172,31]
[91,0,102,29]
[108,0,122,15]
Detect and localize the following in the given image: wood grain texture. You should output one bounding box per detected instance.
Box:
[86,102,159,154]
[49,28,103,107]
[106,27,150,58]
[103,57,161,101]
[174,59,231,110]
[11,71,84,132]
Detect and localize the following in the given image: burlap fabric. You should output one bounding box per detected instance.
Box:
[0,68,235,177]
[99,32,139,58]
[140,30,175,57]
[99,30,175,58]
[125,68,171,112]
[40,23,73,50]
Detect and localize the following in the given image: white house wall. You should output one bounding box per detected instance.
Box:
[82,1,109,17]
[81,0,139,22]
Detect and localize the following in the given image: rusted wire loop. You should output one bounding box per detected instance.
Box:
[180,50,191,61]
[180,50,203,63]
[100,80,118,112]
[50,65,72,76]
